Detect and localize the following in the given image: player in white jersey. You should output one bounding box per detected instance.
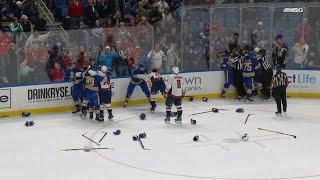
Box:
[164,67,185,123]
[97,66,113,121]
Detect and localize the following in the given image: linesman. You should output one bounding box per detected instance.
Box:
[271,65,289,116]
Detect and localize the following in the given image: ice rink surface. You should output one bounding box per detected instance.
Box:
[1,98,320,180]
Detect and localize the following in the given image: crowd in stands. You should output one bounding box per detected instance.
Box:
[0,0,319,85]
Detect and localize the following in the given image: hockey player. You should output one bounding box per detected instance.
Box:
[97,66,113,121]
[164,67,185,123]
[255,47,273,100]
[84,69,103,121]
[149,68,166,112]
[123,63,153,108]
[64,62,84,113]
[242,51,259,102]
[220,51,234,98]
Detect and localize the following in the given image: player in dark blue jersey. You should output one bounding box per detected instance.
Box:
[242,53,260,102]
[64,62,84,113]
[123,63,153,108]
[149,69,166,112]
[84,69,104,121]
[220,51,234,98]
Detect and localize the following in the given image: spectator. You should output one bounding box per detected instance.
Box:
[272,34,287,68]
[113,11,124,27]
[157,0,169,14]
[98,46,118,68]
[113,50,130,77]
[9,17,23,33]
[1,1,13,22]
[122,2,136,23]
[292,38,309,68]
[84,0,99,27]
[0,30,11,83]
[25,28,51,48]
[148,43,166,71]
[296,18,313,44]
[68,0,84,29]
[96,0,110,20]
[227,33,240,52]
[105,17,115,28]
[253,21,267,48]
[148,4,162,24]
[136,1,148,18]
[76,51,85,68]
[23,0,38,21]
[35,13,48,31]
[166,42,179,73]
[50,62,65,82]
[20,15,32,32]
[13,1,24,19]
[19,57,34,83]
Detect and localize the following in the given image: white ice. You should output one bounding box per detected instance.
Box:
[1,98,320,180]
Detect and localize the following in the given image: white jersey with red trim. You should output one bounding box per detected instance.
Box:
[165,73,184,97]
[97,71,111,90]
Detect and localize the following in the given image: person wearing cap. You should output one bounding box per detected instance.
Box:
[272,34,287,68]
[271,65,289,116]
[14,1,24,19]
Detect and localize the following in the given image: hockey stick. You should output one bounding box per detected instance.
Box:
[138,138,150,150]
[0,116,9,118]
[244,114,255,125]
[82,134,100,146]
[191,110,212,116]
[98,132,108,143]
[59,147,113,151]
[258,128,297,139]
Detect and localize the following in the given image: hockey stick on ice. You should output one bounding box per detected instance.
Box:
[244,113,255,125]
[258,128,297,139]
[82,134,100,146]
[98,132,108,143]
[138,138,150,150]
[59,147,113,151]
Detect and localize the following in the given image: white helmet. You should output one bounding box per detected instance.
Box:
[254,47,260,53]
[172,67,179,74]
[101,66,108,73]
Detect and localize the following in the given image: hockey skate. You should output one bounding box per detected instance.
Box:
[72,108,80,114]
[108,114,114,121]
[246,97,254,103]
[175,116,182,124]
[220,92,226,99]
[164,117,170,124]
[89,112,94,120]
[80,110,87,118]
[95,115,104,122]
[235,96,243,101]
[123,101,128,107]
[100,114,104,121]
[275,112,282,116]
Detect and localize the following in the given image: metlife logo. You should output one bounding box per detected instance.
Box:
[0,89,11,109]
[287,73,317,89]
[288,74,316,84]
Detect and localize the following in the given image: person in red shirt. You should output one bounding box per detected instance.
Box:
[50,62,65,82]
[296,18,313,44]
[0,30,12,83]
[68,0,84,28]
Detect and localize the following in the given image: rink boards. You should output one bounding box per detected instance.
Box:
[0,70,319,116]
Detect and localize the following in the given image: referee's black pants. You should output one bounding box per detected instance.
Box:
[234,69,245,97]
[273,86,287,113]
[262,69,273,98]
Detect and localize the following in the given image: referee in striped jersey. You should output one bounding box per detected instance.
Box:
[271,65,289,115]
[256,47,273,100]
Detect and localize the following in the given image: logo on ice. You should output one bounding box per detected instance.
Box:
[288,74,316,84]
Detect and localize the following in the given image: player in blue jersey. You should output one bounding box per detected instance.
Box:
[64,62,84,113]
[242,53,260,102]
[220,51,234,98]
[97,66,113,121]
[84,69,104,121]
[149,68,166,112]
[123,63,153,108]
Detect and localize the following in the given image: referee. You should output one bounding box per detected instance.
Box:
[271,65,289,115]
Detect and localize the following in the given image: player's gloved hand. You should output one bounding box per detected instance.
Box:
[164,93,168,98]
